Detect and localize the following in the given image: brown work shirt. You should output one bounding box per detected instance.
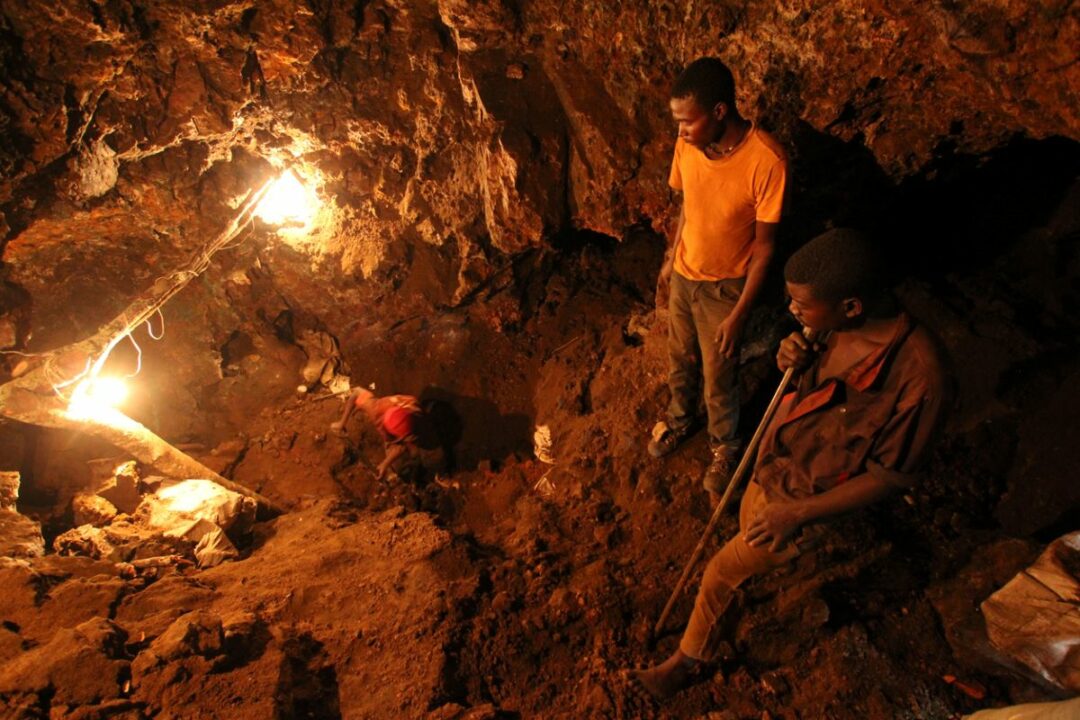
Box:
[754,313,950,503]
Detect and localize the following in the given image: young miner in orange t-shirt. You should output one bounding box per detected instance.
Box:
[649,57,788,501]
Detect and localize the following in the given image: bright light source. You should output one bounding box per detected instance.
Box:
[254,170,321,227]
[66,376,129,422]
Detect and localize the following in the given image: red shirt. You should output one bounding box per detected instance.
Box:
[362,395,420,442]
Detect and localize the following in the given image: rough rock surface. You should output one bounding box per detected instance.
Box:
[1,1,1077,366]
[0,223,1078,716]
[0,1,1078,718]
[0,617,129,712]
[0,510,43,558]
[71,492,119,527]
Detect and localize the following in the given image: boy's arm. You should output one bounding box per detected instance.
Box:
[657,202,685,305]
[376,442,408,480]
[714,220,777,358]
[331,389,362,433]
[742,472,894,552]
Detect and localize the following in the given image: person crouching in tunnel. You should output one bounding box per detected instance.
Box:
[629,228,952,701]
[331,388,432,481]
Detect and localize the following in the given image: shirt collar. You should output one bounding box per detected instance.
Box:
[841,312,914,392]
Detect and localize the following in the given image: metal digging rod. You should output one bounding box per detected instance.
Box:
[652,327,817,639]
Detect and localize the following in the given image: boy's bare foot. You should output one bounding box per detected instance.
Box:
[628,648,700,700]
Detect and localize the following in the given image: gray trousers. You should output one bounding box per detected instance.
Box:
[666,272,744,455]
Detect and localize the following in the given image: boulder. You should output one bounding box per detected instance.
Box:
[131,610,225,690]
[94,460,142,515]
[115,575,216,643]
[0,509,44,558]
[0,617,128,707]
[19,576,128,645]
[135,479,255,537]
[72,493,118,527]
[0,559,37,631]
[53,525,119,561]
[0,471,19,510]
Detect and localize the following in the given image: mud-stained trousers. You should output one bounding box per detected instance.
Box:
[666,272,745,455]
[679,482,800,660]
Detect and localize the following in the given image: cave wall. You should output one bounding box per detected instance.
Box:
[2,1,1075,313]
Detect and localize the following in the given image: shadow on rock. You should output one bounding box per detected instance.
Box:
[274,631,341,720]
[419,387,532,472]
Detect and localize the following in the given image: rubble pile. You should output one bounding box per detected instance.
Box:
[54,460,254,571]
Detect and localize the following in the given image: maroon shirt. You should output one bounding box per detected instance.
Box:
[754,313,951,503]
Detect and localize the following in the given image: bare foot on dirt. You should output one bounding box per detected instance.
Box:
[627,648,700,700]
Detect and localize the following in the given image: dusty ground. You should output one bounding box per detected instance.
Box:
[2,214,1076,720]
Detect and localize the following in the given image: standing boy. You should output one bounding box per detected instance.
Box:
[650,57,788,500]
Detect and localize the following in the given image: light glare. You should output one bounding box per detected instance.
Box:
[66,376,129,422]
[254,171,320,227]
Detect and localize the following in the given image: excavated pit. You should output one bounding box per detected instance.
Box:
[1,2,1079,718]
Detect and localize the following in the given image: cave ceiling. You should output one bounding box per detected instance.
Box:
[0,0,1077,360]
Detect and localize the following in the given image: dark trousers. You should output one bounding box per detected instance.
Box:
[666,272,743,454]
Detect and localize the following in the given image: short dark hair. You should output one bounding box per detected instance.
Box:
[784,228,888,304]
[671,57,737,111]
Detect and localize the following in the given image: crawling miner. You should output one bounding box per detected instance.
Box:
[331,387,436,481]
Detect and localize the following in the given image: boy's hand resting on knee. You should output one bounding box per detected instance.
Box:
[744,501,806,552]
[330,421,345,435]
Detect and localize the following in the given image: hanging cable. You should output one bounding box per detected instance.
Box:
[146,309,165,340]
[126,332,142,378]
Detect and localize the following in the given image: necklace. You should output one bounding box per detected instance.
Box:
[706,141,738,158]
[706,122,750,158]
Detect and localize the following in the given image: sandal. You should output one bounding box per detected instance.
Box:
[647,421,690,458]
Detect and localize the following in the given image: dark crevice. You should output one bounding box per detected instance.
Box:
[274,632,342,719]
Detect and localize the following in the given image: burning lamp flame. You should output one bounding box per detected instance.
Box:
[253,171,320,227]
[66,376,129,422]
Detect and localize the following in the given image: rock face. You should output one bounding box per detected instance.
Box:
[0,473,42,558]
[0,472,18,510]
[0,617,129,712]
[0,501,473,719]
[1,1,1076,343]
[0,0,1074,477]
[0,510,43,558]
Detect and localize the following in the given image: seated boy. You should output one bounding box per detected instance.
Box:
[630,228,952,700]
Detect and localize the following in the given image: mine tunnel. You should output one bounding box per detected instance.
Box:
[0,2,1077,719]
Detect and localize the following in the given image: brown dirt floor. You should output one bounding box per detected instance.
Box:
[0,229,1072,719]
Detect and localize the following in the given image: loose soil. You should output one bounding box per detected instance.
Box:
[0,230,1069,719]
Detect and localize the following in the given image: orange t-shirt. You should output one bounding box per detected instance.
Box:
[669,125,787,281]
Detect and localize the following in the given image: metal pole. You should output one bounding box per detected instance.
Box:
[652,328,817,638]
